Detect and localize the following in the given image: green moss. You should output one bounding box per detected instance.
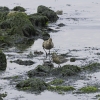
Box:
[7,12,31,28]
[49,79,64,85]
[0,92,7,98]
[0,12,8,22]
[29,13,48,27]
[16,78,48,92]
[0,6,9,12]
[12,6,26,12]
[48,86,75,92]
[37,5,58,22]
[51,65,81,77]
[79,86,98,93]
[82,63,100,72]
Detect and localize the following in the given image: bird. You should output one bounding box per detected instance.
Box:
[42,38,54,58]
[51,53,68,67]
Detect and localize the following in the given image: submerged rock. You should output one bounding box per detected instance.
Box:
[16,78,48,92]
[0,50,7,70]
[37,5,59,22]
[10,59,35,66]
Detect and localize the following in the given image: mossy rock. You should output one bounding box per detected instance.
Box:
[0,6,9,12]
[28,65,52,77]
[79,86,98,93]
[49,78,64,85]
[0,50,7,70]
[12,6,26,12]
[0,11,37,46]
[0,12,8,22]
[0,11,36,36]
[29,13,48,27]
[0,36,11,46]
[16,78,49,92]
[82,63,100,72]
[37,5,58,22]
[0,93,7,98]
[48,86,75,92]
[51,65,81,77]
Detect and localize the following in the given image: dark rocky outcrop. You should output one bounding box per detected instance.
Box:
[29,13,48,27]
[12,6,26,12]
[0,6,9,12]
[37,5,59,22]
[10,59,35,66]
[0,50,7,70]
[0,5,58,50]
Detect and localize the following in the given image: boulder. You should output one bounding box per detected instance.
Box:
[29,13,48,27]
[12,6,26,12]
[37,5,58,22]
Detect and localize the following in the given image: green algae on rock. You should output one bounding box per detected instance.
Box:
[49,78,64,85]
[16,78,49,92]
[0,6,9,12]
[51,64,81,77]
[48,85,75,92]
[28,65,52,77]
[12,6,26,12]
[37,5,58,22]
[82,63,100,72]
[29,13,48,27]
[79,86,98,93]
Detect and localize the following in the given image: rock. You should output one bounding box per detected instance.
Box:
[0,6,9,12]
[51,65,81,77]
[0,50,7,70]
[10,59,35,66]
[0,11,37,47]
[57,23,65,27]
[29,13,48,27]
[16,78,49,92]
[12,6,26,12]
[34,50,43,55]
[28,65,52,77]
[70,58,76,62]
[37,5,59,22]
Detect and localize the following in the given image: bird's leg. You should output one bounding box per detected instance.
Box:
[58,64,61,68]
[43,48,48,58]
[49,50,51,62]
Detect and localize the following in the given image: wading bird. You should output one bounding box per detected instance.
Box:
[42,38,54,58]
[52,53,68,67]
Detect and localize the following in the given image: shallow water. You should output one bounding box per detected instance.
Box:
[1,0,100,100]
